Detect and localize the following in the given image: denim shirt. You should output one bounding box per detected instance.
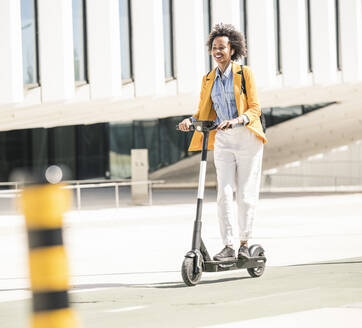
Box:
[211,63,241,126]
[191,62,249,126]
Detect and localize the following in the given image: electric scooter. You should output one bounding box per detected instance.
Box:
[177,120,266,286]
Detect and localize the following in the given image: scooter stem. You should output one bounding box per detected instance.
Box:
[191,130,209,251]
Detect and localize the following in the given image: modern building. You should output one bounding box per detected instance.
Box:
[0,0,361,189]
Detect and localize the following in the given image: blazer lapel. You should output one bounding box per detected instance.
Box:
[204,68,216,103]
[233,62,242,115]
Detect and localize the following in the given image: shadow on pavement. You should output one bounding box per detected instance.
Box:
[146,276,252,289]
[287,258,362,267]
[71,275,252,290]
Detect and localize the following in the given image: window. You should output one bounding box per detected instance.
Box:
[162,0,175,79]
[119,0,133,82]
[21,0,39,86]
[203,0,212,72]
[72,0,88,82]
[264,102,336,128]
[305,0,312,72]
[109,115,192,178]
[240,0,248,65]
[273,0,282,74]
[335,0,341,70]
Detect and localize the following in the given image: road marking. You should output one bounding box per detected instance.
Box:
[0,287,109,303]
[235,287,321,303]
[202,307,362,328]
[104,305,147,313]
[0,290,31,303]
[69,288,109,294]
[204,288,321,307]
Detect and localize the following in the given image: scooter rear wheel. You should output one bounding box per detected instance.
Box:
[181,257,202,286]
[247,245,266,278]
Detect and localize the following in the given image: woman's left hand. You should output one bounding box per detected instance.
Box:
[216,118,240,130]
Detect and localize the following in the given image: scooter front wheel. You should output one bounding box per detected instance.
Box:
[181,257,202,286]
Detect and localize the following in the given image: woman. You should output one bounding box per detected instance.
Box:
[178,23,267,261]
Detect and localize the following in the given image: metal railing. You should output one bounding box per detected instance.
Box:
[261,174,362,192]
[0,179,164,209]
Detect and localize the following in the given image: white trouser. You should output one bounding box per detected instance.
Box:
[214,126,263,246]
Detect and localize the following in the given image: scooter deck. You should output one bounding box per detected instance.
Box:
[204,256,266,272]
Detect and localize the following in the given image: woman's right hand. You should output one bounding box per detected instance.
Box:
[178,118,192,131]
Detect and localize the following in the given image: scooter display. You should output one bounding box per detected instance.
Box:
[177,120,266,286]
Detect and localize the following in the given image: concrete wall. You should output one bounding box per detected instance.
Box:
[0,0,24,104]
[86,0,122,99]
[1,0,361,108]
[37,0,75,102]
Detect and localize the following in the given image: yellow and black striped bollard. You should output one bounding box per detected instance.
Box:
[21,179,78,328]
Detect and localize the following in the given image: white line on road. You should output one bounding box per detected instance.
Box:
[104,305,147,313]
[222,288,321,305]
[0,290,31,303]
[69,288,109,294]
[0,287,110,303]
[202,307,362,328]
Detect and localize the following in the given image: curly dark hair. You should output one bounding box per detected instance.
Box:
[206,23,247,61]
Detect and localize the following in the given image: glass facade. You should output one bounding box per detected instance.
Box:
[263,102,335,128]
[0,124,109,182]
[119,0,133,81]
[21,0,39,86]
[203,0,212,72]
[75,124,110,179]
[72,0,88,82]
[0,129,32,181]
[110,116,191,178]
[162,0,174,79]
[240,0,248,65]
[273,0,282,74]
[110,102,336,178]
[0,102,336,181]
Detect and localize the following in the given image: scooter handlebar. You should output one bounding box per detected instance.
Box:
[176,124,195,132]
[176,120,218,132]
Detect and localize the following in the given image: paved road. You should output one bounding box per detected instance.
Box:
[70,258,362,327]
[1,258,362,327]
[0,192,361,327]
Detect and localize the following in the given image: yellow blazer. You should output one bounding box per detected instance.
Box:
[188,62,267,151]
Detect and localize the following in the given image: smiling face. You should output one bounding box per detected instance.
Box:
[211,36,234,68]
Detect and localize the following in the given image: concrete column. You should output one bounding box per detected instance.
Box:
[37,0,75,102]
[86,0,122,99]
[339,0,362,82]
[173,0,205,94]
[211,0,241,30]
[309,0,338,85]
[247,0,276,89]
[131,149,149,205]
[0,0,24,104]
[132,0,165,97]
[279,0,310,87]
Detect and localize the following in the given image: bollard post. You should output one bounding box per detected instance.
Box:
[21,177,78,327]
[131,149,149,205]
